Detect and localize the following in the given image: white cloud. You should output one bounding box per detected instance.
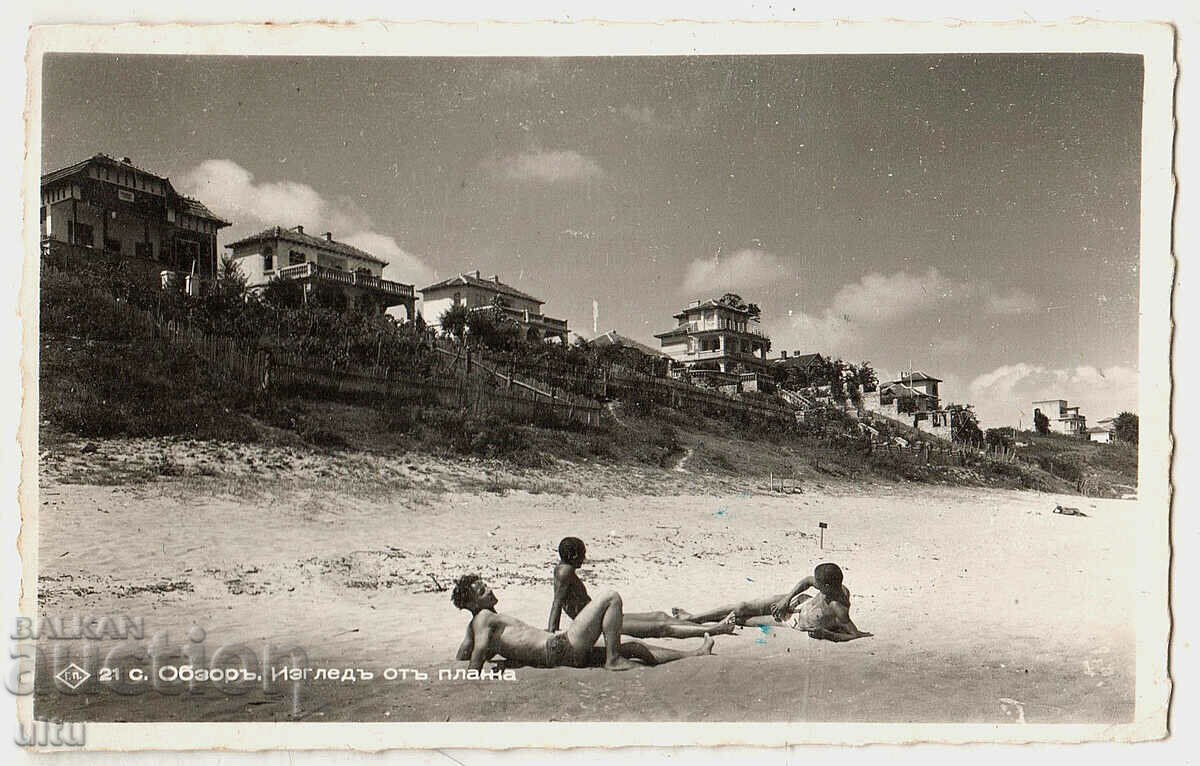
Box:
[682,248,786,293]
[484,150,604,183]
[177,159,433,288]
[984,288,1039,315]
[762,269,1049,368]
[617,105,670,132]
[967,363,1138,429]
[829,268,962,323]
[340,232,434,288]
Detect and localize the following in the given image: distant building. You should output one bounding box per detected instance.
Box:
[419,271,569,343]
[1090,416,1119,443]
[885,371,942,405]
[654,297,772,373]
[773,351,827,378]
[226,226,415,316]
[40,153,230,278]
[590,330,671,360]
[1033,399,1088,437]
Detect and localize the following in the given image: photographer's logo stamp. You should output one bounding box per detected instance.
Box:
[53,663,91,691]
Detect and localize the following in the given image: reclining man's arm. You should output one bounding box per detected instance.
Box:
[547,565,572,632]
[809,604,871,642]
[771,575,816,619]
[455,623,475,661]
[468,616,497,672]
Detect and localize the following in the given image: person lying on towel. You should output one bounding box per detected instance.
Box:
[673,562,871,642]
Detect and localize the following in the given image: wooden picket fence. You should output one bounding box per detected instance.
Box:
[56,280,603,428]
[447,347,799,426]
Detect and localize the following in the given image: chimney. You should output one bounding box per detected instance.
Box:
[781,350,788,359]
[474,269,481,279]
[491,274,500,283]
[794,350,801,357]
[120,156,133,165]
[295,225,304,234]
[324,232,333,241]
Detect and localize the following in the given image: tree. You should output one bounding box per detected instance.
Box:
[261,275,305,309]
[985,427,1015,450]
[854,361,878,393]
[438,303,470,340]
[1113,411,1139,444]
[949,404,984,446]
[1033,407,1050,435]
[217,256,249,301]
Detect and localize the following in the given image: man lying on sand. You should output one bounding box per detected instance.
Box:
[453,574,717,672]
[673,563,872,642]
[548,537,737,639]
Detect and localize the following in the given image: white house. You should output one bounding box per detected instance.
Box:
[225,225,415,316]
[418,271,569,342]
[1033,399,1088,437]
[653,297,772,373]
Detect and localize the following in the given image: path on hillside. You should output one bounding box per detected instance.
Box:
[674,445,694,473]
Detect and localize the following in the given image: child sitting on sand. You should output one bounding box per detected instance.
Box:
[548,536,737,639]
[673,563,871,642]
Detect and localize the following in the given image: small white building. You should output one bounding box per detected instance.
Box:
[419,271,569,342]
[1087,426,1113,443]
[1033,399,1088,437]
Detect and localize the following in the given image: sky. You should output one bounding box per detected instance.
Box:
[41,53,1143,429]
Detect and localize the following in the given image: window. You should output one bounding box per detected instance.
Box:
[263,247,274,271]
[103,238,121,253]
[289,250,306,266]
[71,222,94,247]
[176,239,201,271]
[453,291,462,306]
[135,241,153,260]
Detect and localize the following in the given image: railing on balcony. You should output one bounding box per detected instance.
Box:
[272,262,414,298]
[683,319,769,339]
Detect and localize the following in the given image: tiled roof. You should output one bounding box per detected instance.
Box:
[673,298,755,319]
[419,272,544,305]
[41,153,230,225]
[180,197,231,226]
[773,352,824,368]
[653,327,688,339]
[590,330,670,358]
[891,370,943,384]
[227,226,388,266]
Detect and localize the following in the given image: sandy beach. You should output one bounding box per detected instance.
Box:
[33,437,1136,724]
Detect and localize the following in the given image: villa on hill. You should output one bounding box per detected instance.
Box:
[226,225,415,317]
[654,296,772,374]
[882,371,942,410]
[418,271,569,343]
[1034,399,1088,437]
[40,153,230,287]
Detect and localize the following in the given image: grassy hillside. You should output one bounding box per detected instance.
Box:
[39,267,1135,496]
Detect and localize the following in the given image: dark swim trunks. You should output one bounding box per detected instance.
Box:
[544,632,572,667]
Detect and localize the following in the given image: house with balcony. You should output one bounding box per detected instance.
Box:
[883,371,942,409]
[1033,399,1088,437]
[40,154,230,287]
[861,370,942,422]
[419,271,569,343]
[225,225,415,317]
[654,297,772,374]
